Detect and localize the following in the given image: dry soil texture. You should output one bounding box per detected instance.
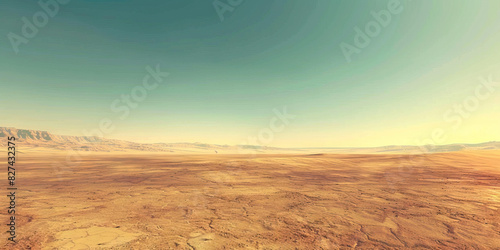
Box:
[1,150,500,249]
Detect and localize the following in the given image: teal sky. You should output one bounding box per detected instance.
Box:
[1,0,500,147]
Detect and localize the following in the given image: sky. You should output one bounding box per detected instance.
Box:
[1,0,499,147]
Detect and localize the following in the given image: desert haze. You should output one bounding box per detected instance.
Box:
[1,127,499,154]
[1,128,500,249]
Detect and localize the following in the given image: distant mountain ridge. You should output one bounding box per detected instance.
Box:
[0,127,279,153]
[0,127,100,144]
[299,142,500,153]
[0,127,499,154]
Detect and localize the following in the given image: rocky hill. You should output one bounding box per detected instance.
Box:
[0,127,278,153]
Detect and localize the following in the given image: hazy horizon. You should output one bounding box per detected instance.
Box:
[2,126,499,150]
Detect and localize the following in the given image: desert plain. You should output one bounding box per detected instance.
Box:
[1,150,500,249]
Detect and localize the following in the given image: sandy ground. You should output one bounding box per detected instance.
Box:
[1,150,500,249]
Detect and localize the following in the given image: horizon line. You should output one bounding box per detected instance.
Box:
[1,126,498,150]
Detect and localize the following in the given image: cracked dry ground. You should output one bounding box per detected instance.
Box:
[1,150,500,249]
